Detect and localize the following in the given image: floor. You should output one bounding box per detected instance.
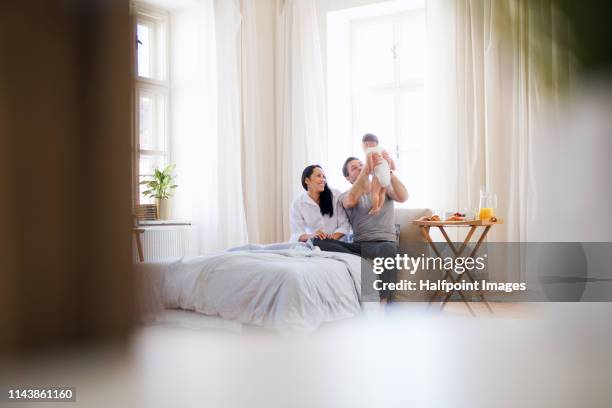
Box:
[2,303,611,407]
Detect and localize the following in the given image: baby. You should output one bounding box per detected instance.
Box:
[362,133,396,215]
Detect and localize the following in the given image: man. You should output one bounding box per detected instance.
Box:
[313,152,409,303]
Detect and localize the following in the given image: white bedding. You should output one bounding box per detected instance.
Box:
[136,244,365,332]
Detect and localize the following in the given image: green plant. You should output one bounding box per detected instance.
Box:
[140,164,178,199]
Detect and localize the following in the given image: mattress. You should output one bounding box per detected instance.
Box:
[135,244,365,332]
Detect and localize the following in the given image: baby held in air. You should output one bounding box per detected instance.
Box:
[362,133,396,215]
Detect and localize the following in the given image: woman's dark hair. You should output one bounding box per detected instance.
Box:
[301,165,334,217]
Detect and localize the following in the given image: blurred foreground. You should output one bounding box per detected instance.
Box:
[1,303,611,408]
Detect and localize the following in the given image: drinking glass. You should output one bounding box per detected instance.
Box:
[478,190,497,220]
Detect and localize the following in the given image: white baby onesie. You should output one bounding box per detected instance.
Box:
[365,145,391,187]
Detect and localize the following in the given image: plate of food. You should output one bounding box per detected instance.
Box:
[446,212,466,221]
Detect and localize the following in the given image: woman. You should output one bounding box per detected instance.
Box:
[289,165,350,242]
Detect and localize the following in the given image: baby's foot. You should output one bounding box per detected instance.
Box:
[369,206,380,215]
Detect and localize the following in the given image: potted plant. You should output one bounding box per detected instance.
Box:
[140,164,178,220]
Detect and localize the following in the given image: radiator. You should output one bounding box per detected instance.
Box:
[135,225,194,261]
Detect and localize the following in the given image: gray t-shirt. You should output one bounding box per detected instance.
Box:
[339,191,396,242]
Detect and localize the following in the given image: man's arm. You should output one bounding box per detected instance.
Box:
[386,172,409,203]
[343,152,386,209]
[342,164,370,209]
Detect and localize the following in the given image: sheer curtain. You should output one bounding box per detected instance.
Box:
[171,2,218,254]
[215,0,249,248]
[425,0,459,221]
[456,0,526,243]
[171,0,248,254]
[452,0,573,283]
[241,0,274,244]
[276,0,327,240]
[454,0,571,243]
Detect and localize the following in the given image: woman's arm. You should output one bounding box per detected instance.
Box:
[290,201,328,241]
[332,193,351,240]
[289,200,309,242]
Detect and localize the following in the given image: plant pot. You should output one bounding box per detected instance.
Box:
[156,198,170,220]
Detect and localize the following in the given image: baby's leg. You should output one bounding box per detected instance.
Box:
[378,187,387,211]
[369,176,382,215]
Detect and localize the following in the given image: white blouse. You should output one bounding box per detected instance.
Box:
[289,188,351,242]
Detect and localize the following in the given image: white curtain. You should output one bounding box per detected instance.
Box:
[171,0,248,254]
[454,0,571,243]
[171,2,219,254]
[452,0,573,283]
[276,0,327,241]
[241,0,271,243]
[456,0,523,243]
[424,0,459,243]
[215,0,249,248]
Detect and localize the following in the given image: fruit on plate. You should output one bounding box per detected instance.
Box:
[430,215,441,221]
[446,215,465,221]
[444,211,467,221]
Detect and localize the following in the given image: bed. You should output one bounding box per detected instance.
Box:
[135,208,431,332]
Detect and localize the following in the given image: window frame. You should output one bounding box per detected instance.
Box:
[131,2,171,206]
[349,10,426,159]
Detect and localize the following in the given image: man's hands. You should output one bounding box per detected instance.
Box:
[382,151,396,171]
[368,152,383,173]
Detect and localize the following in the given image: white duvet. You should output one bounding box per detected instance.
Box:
[137,244,365,332]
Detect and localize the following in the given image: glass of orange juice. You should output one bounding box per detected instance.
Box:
[478,190,497,220]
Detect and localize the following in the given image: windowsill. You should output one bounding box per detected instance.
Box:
[138,220,191,227]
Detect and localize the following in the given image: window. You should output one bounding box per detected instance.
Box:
[133,3,170,205]
[326,2,428,207]
[350,11,426,205]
